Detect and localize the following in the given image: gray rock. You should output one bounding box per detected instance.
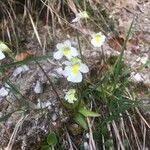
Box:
[34,81,43,94]
[0,87,9,97]
[51,113,57,121]
[13,65,29,77]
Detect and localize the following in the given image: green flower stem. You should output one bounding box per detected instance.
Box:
[76,30,83,62]
[8,52,15,61]
[75,83,82,113]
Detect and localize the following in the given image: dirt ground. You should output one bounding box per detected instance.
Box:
[0,0,150,149]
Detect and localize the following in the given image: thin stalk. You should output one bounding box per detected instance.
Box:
[35,60,63,106]
[76,30,83,62]
[75,83,82,113]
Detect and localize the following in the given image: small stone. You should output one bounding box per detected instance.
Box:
[0,87,9,97]
[130,72,144,82]
[13,65,29,77]
[34,81,43,94]
[42,101,52,109]
[59,108,63,115]
[84,142,89,150]
[140,54,148,65]
[52,113,57,121]
[85,133,90,139]
[36,99,51,109]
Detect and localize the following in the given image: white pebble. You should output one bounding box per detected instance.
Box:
[140,54,148,65]
[52,113,57,121]
[130,72,144,82]
[86,133,90,139]
[13,65,29,77]
[0,87,9,97]
[84,142,89,150]
[34,81,43,94]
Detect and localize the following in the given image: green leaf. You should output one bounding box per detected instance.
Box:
[104,139,113,148]
[0,53,52,71]
[113,17,135,77]
[0,112,14,122]
[79,107,100,117]
[47,133,58,146]
[41,145,51,150]
[74,113,88,130]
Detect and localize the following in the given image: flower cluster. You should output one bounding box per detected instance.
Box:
[64,88,77,103]
[53,32,106,103]
[53,40,89,83]
[0,42,11,60]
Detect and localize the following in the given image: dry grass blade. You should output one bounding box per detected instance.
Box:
[66,0,78,14]
[87,118,96,150]
[65,127,74,150]
[141,121,146,150]
[5,114,28,150]
[112,120,125,150]
[106,123,115,150]
[126,110,142,150]
[28,12,42,48]
[102,135,106,150]
[120,117,132,149]
[135,107,150,129]
[0,0,19,49]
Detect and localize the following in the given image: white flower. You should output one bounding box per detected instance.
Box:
[72,11,89,23]
[0,42,11,60]
[91,32,106,47]
[65,89,77,103]
[53,40,78,60]
[0,42,11,53]
[63,58,89,83]
[0,51,5,60]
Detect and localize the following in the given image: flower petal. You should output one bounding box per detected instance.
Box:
[63,66,71,77]
[65,52,73,60]
[64,40,71,47]
[72,17,80,23]
[0,42,11,53]
[56,43,64,50]
[79,64,89,73]
[67,72,82,83]
[53,50,63,60]
[0,51,5,60]
[91,38,102,47]
[70,47,78,57]
[62,60,71,66]
[56,68,64,75]
[91,32,106,48]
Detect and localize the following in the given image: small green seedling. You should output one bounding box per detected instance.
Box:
[41,132,58,150]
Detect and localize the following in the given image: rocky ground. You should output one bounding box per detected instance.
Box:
[0,0,150,149]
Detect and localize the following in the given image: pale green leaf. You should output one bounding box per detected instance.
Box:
[79,107,100,117]
[74,113,88,130]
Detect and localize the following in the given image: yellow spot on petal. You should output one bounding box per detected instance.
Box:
[63,47,71,57]
[71,64,80,76]
[95,35,102,43]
